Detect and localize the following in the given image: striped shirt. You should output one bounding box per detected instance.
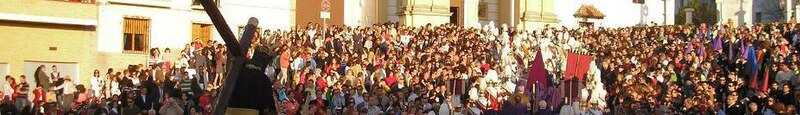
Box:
[180,78,193,95]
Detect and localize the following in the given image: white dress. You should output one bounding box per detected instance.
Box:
[110,81,120,96]
[90,76,105,97]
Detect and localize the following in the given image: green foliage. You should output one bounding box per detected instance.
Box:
[675,0,719,25]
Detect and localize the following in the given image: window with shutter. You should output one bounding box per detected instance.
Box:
[123,18,150,53]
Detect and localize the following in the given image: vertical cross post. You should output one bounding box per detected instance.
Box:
[198,0,259,114]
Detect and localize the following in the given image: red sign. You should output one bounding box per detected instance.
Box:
[321,0,331,12]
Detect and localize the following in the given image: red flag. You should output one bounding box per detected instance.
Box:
[566,52,592,81]
[749,49,764,90]
[576,55,592,81]
[749,69,759,90]
[761,67,770,93]
[565,52,579,81]
[527,51,548,87]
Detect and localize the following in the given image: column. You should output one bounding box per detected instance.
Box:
[684,8,694,25]
[788,0,793,22]
[463,0,480,28]
[796,5,800,20]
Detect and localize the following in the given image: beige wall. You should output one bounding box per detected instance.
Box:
[0,21,100,85]
[0,0,101,86]
[0,0,150,86]
[296,0,345,27]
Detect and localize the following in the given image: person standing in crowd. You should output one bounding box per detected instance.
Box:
[51,77,75,111]
[90,69,105,99]
[3,75,14,101]
[34,65,51,94]
[50,65,62,84]
[123,95,142,115]
[1,96,18,115]
[135,87,153,112]
[13,75,30,111]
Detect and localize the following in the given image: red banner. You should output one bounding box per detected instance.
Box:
[565,52,591,81]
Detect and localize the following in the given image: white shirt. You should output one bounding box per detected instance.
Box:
[408,93,419,101]
[130,77,140,86]
[291,57,305,70]
[352,94,365,107]
[110,81,121,96]
[53,81,76,94]
[2,83,13,97]
[90,76,104,96]
[439,102,451,115]
[469,87,479,101]
[485,70,499,83]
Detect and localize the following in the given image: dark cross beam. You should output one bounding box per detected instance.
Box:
[198,0,259,114]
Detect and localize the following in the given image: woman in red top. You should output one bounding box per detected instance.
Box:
[198,90,213,115]
[32,85,44,105]
[279,46,292,85]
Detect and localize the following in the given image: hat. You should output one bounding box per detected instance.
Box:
[538,100,547,108]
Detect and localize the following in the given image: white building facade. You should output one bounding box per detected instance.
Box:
[97,0,295,52]
[554,0,675,28]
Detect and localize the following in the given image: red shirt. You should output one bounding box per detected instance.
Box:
[33,88,44,104]
[299,73,307,85]
[480,64,491,73]
[280,51,291,68]
[316,77,327,91]
[199,94,211,108]
[385,74,397,86]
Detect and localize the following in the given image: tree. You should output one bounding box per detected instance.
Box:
[676,0,719,25]
[754,0,786,23]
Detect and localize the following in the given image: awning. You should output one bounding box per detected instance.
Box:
[573,4,605,19]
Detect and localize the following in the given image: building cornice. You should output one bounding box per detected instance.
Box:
[106,0,171,9]
[521,11,560,23]
[0,13,97,26]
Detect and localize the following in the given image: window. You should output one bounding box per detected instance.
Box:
[755,12,762,23]
[192,23,212,45]
[123,18,150,53]
[478,2,487,19]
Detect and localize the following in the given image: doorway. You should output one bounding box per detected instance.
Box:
[450,7,460,25]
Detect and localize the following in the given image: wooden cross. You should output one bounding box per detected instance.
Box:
[197,0,260,114]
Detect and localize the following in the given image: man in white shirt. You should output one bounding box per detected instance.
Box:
[2,76,13,99]
[52,77,76,110]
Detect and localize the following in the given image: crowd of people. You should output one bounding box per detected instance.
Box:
[1,20,800,115]
[1,39,226,114]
